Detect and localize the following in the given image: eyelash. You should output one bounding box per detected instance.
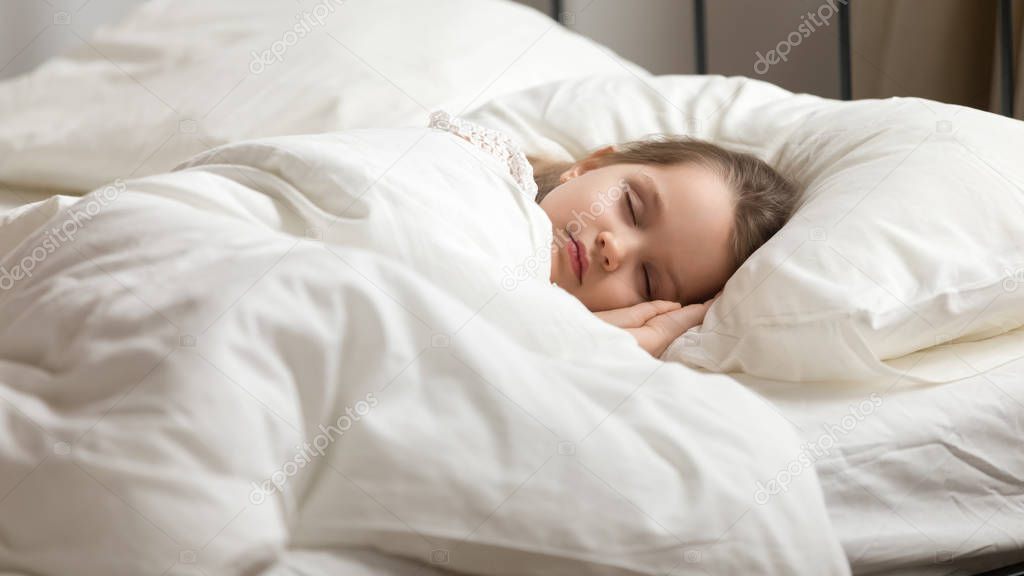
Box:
[625,185,640,226]
[624,184,653,299]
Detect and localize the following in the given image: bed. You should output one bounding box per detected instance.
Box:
[0,1,1021,575]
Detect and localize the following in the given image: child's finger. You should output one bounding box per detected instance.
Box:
[627,300,681,326]
[645,299,684,316]
[595,300,680,328]
[647,303,708,338]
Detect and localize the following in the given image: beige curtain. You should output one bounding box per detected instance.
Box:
[852,0,1023,119]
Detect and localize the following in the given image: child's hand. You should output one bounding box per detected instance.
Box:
[594,292,721,358]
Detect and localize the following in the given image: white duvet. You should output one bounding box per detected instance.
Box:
[0,126,848,575]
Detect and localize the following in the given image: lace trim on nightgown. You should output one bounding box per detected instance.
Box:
[428,110,538,200]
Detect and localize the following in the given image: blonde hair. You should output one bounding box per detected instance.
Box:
[529,136,799,271]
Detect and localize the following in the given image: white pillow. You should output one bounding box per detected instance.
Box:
[465,74,1024,382]
[0,0,646,194]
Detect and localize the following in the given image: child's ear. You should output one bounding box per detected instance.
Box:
[559,145,615,183]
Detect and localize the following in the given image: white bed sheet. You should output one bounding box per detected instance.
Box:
[0,188,54,213]
[262,547,449,576]
[736,339,1024,576]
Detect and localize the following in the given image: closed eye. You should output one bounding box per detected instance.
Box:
[624,185,640,227]
[624,182,652,299]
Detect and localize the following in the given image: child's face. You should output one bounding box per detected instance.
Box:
[540,154,736,312]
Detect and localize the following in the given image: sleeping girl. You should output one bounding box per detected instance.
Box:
[429,111,800,358]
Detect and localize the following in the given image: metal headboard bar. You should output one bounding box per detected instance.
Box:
[551,0,563,23]
[839,1,852,100]
[999,0,1015,117]
[694,0,708,74]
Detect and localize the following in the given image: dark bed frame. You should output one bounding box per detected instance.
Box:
[547,1,1024,574]
[550,0,1018,116]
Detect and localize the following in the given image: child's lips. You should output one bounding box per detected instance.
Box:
[576,236,589,278]
[566,230,588,284]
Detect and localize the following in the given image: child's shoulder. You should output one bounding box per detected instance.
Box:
[428,110,536,199]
